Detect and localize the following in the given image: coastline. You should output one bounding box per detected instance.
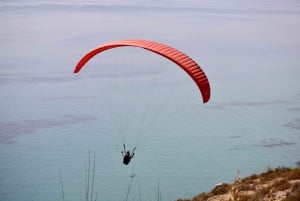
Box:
[177,167,300,201]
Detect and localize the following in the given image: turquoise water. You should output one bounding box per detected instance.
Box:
[1,1,300,201]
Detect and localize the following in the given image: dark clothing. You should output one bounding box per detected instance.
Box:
[122,151,134,165]
[123,155,132,165]
[122,145,135,165]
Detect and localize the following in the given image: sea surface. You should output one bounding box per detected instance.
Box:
[0,1,300,201]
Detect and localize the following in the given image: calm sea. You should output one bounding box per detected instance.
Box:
[1,1,299,201]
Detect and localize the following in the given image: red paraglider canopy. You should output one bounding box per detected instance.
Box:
[74,39,210,103]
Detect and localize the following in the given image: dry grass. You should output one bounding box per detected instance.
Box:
[176,167,300,201]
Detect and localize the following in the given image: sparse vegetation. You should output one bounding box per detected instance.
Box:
[59,165,299,201]
[211,183,231,196]
[177,167,300,201]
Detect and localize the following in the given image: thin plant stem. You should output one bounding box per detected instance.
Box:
[156,177,161,201]
[125,176,134,201]
[125,167,136,201]
[59,169,65,201]
[85,148,97,201]
[86,149,91,201]
[91,152,96,201]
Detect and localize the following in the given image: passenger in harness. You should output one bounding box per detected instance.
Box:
[121,144,135,165]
